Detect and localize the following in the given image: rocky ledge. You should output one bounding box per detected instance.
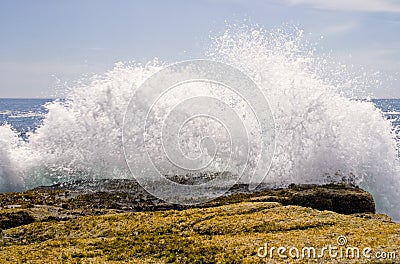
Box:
[0,178,398,263]
[0,178,375,230]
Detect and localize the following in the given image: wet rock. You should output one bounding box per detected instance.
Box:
[209,183,375,214]
[0,210,35,230]
[0,178,376,232]
[285,183,375,214]
[32,180,376,214]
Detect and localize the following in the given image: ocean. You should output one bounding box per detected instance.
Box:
[0,98,53,139]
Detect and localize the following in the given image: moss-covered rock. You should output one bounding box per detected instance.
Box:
[0,178,395,263]
[0,202,398,263]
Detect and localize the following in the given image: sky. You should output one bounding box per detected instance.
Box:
[0,0,399,98]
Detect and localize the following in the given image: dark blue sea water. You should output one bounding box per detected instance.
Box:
[1,98,399,136]
[371,99,400,129]
[0,98,53,137]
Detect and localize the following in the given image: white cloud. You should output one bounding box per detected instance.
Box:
[285,0,400,13]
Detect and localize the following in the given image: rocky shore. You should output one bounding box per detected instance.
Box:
[0,178,398,263]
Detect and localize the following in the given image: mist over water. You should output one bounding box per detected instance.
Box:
[0,26,399,220]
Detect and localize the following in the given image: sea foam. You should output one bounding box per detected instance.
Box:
[0,26,399,220]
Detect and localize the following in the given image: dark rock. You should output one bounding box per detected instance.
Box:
[165,171,232,185]
[0,177,376,231]
[0,211,35,230]
[34,179,375,214]
[286,183,375,214]
[210,183,375,214]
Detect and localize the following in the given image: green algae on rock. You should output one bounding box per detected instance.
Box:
[0,201,398,263]
[0,180,392,263]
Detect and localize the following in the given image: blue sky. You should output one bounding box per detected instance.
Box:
[0,0,399,98]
